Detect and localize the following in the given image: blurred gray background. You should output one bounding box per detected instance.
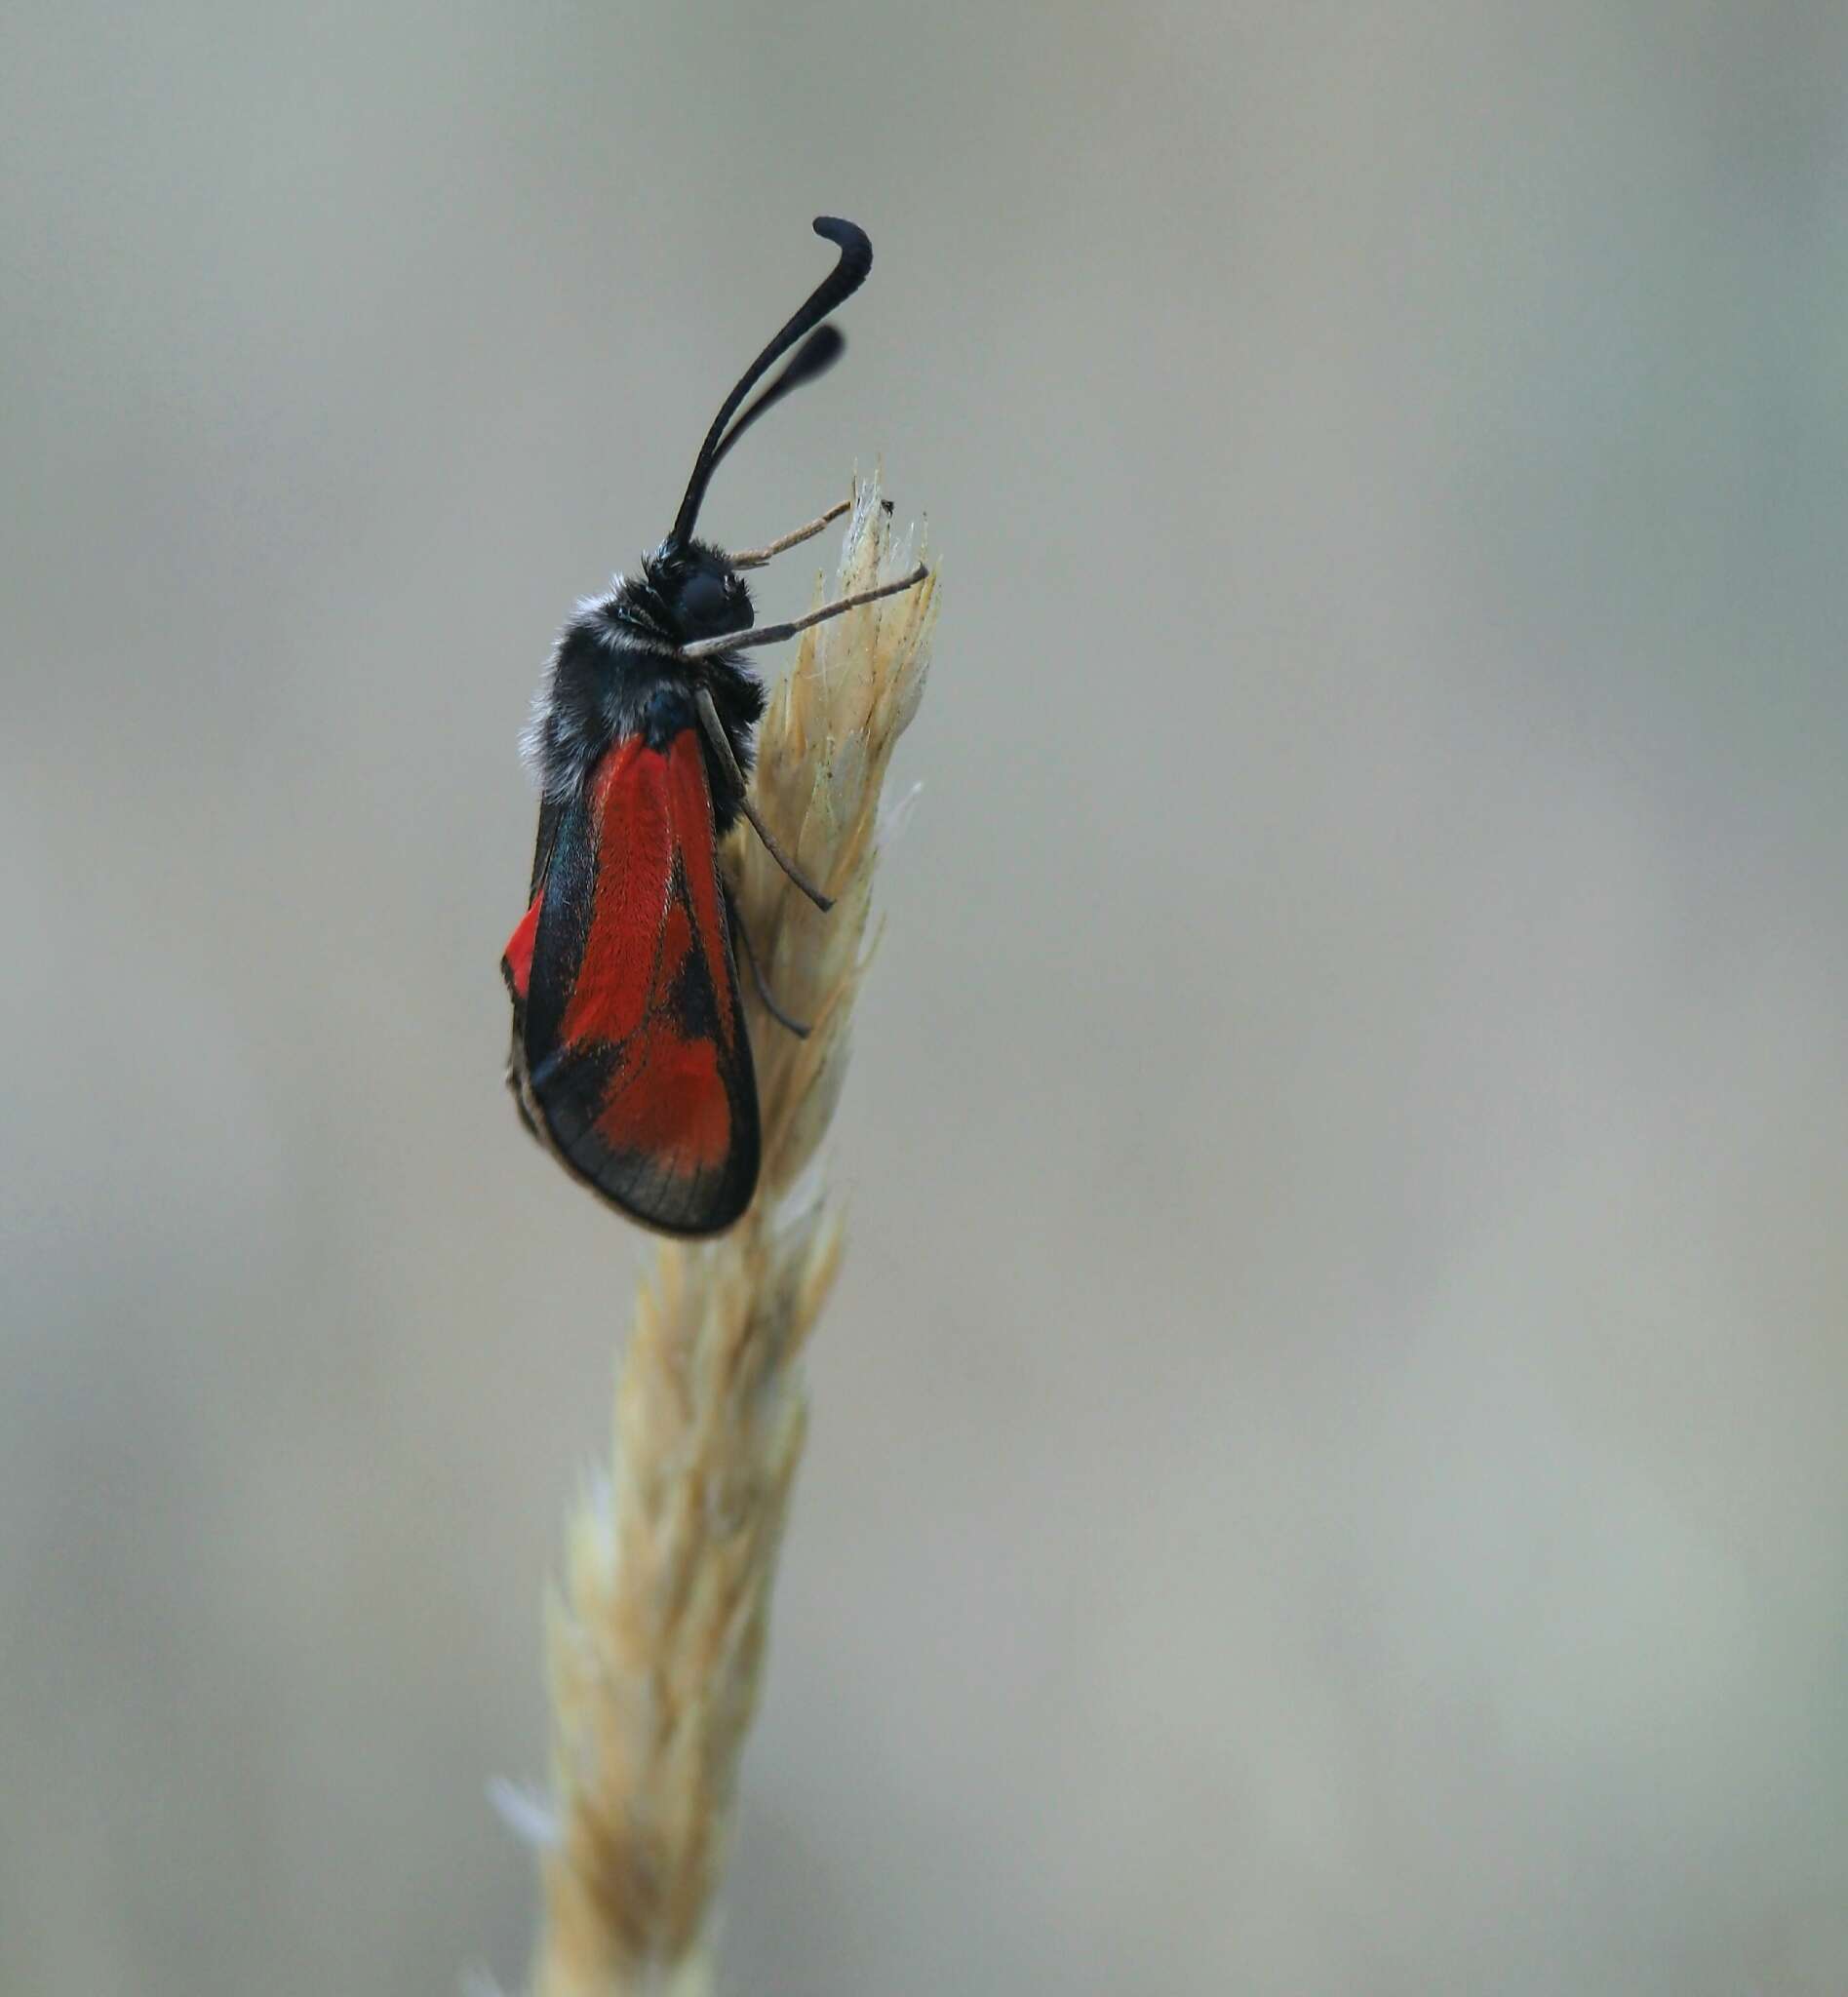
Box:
[4,2,1846,1991]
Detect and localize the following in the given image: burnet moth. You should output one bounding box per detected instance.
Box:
[502,216,927,1235]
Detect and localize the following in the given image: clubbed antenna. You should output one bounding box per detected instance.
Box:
[704,326,845,478]
[668,217,873,546]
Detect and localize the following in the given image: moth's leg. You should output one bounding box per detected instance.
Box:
[693,687,835,913]
[731,494,895,569]
[730,499,851,570]
[724,885,812,1039]
[681,563,929,664]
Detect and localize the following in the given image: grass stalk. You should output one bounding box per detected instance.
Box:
[522,472,938,1997]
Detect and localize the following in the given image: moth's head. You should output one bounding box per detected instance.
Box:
[647,536,755,642]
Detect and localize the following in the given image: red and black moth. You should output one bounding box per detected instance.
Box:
[502,216,927,1235]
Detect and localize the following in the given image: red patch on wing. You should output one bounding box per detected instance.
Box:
[595,1033,730,1170]
[536,730,749,1201]
[560,738,670,1050]
[502,892,542,1002]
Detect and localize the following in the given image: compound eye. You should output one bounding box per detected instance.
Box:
[679,569,728,626]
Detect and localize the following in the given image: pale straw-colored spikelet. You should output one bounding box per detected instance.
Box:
[524,472,938,1997]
